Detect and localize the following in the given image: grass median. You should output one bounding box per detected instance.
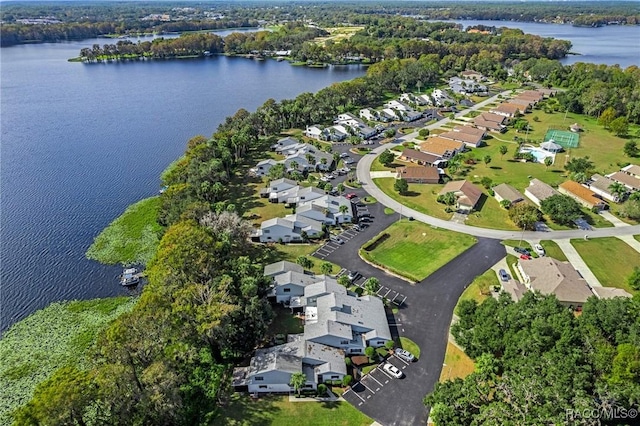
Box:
[360,221,476,282]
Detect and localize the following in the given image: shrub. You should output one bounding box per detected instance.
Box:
[384,340,395,350]
[317,384,327,396]
[342,375,353,387]
[345,357,352,367]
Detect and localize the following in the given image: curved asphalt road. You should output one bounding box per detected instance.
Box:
[356,93,640,240]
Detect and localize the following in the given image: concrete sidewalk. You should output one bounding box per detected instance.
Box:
[554,239,602,287]
[370,171,396,179]
[599,211,630,227]
[617,235,640,254]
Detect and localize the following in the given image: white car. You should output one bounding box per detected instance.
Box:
[533,244,546,256]
[383,363,404,379]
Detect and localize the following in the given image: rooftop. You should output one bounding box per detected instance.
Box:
[520,257,594,304]
[397,166,440,180]
[559,180,606,206]
[419,136,465,156]
[492,183,525,203]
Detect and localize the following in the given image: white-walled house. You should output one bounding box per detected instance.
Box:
[305,125,324,140]
[257,215,323,243]
[255,159,279,177]
[359,108,378,121]
[385,100,412,111]
[271,137,300,151]
[270,271,324,303]
[299,195,353,224]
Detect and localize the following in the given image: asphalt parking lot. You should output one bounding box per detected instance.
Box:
[343,355,413,408]
[346,270,407,306]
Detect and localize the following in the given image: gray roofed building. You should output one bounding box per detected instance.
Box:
[609,171,640,191]
[501,279,528,302]
[517,257,595,308]
[286,186,326,206]
[588,174,623,202]
[264,260,304,277]
[272,136,299,151]
[591,287,632,299]
[524,178,559,206]
[493,183,525,204]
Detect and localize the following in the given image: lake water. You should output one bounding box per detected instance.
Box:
[1,22,638,333]
[0,37,365,333]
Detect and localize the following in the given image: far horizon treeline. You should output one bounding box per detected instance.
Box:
[2,1,639,46]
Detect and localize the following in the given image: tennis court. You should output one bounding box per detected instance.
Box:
[544,129,579,148]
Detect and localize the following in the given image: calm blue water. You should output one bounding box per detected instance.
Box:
[1,22,639,332]
[0,38,365,332]
[441,19,639,68]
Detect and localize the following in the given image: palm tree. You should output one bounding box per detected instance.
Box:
[320,262,333,275]
[544,156,553,170]
[337,183,345,195]
[290,372,307,397]
[289,161,298,173]
[339,204,349,215]
[499,145,508,159]
[364,277,381,295]
[608,182,628,202]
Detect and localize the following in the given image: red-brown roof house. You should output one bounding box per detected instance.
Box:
[396,166,440,184]
[438,180,483,211]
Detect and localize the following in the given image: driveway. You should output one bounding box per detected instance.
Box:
[317,236,506,425]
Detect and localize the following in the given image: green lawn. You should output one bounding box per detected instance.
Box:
[539,240,568,261]
[272,243,340,275]
[267,305,304,337]
[375,178,453,221]
[455,269,498,314]
[212,393,371,426]
[571,237,640,294]
[360,221,476,282]
[398,336,421,359]
[636,235,640,243]
[384,207,395,215]
[505,254,519,280]
[465,194,519,230]
[86,196,163,265]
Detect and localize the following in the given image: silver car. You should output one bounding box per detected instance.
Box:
[383,363,404,379]
[395,349,415,363]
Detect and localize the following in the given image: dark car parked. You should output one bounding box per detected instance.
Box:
[514,246,531,256]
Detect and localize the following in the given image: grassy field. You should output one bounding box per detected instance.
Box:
[455,269,498,314]
[212,393,372,426]
[440,342,475,382]
[374,178,453,221]
[86,196,163,265]
[272,243,340,275]
[505,254,519,280]
[314,26,365,47]
[360,221,476,282]
[0,297,137,425]
[571,237,640,294]
[464,194,519,230]
[539,240,568,261]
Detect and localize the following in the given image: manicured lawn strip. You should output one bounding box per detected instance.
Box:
[0,297,137,425]
[636,235,640,243]
[440,342,475,382]
[505,254,519,280]
[212,393,372,426]
[539,240,568,261]
[398,336,421,359]
[86,196,163,265]
[384,207,395,215]
[455,269,497,314]
[370,159,399,172]
[375,178,453,221]
[464,194,520,230]
[571,237,640,294]
[273,243,340,275]
[360,221,476,282]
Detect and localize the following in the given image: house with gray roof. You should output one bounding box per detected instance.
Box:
[517,257,594,309]
[285,186,326,206]
[257,215,323,243]
[270,271,325,304]
[524,178,559,207]
[289,277,347,309]
[264,260,304,278]
[298,194,353,224]
[493,183,525,205]
[254,159,279,177]
[587,174,623,202]
[272,137,300,151]
[232,337,347,393]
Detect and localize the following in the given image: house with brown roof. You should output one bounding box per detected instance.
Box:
[492,183,525,205]
[454,125,486,138]
[396,166,440,184]
[524,178,559,207]
[439,129,483,148]
[460,70,484,81]
[622,164,640,178]
[509,97,536,109]
[473,113,507,133]
[518,90,546,102]
[490,103,524,118]
[438,180,483,212]
[609,171,640,192]
[399,148,443,167]
[419,137,465,159]
[559,180,607,210]
[517,257,594,309]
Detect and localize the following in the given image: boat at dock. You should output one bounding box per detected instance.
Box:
[120,268,142,286]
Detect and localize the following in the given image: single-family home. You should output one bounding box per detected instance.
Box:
[419,137,465,159]
[439,129,484,148]
[591,287,632,300]
[490,103,523,118]
[453,125,486,139]
[518,90,545,102]
[622,164,640,178]
[385,100,413,112]
[396,166,440,184]
[304,291,392,354]
[501,279,529,302]
[517,257,595,309]
[586,174,623,203]
[559,180,607,211]
[264,260,304,278]
[401,110,423,122]
[379,108,398,122]
[524,178,559,207]
[232,337,347,394]
[509,97,536,109]
[399,93,416,104]
[399,148,444,167]
[448,77,487,94]
[609,171,640,192]
[438,180,483,212]
[414,94,433,106]
[492,183,525,205]
[432,89,454,106]
[473,113,507,133]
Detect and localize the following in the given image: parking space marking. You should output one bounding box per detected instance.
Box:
[344,388,365,403]
[392,355,410,366]
[378,366,395,379]
[367,371,383,387]
[370,369,390,385]
[382,288,392,298]
[399,296,407,306]
[360,378,376,394]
